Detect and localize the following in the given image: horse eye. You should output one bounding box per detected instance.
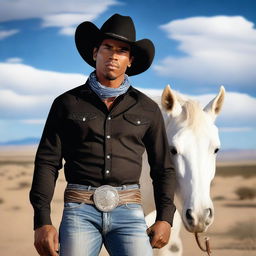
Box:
[170,147,178,155]
[214,148,219,154]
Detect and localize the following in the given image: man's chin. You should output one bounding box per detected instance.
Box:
[105,73,117,81]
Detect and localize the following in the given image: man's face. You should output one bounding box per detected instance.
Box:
[93,39,133,83]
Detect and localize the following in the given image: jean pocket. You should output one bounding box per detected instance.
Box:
[64,202,84,210]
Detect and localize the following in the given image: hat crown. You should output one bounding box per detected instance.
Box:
[100,14,136,42]
[75,13,155,76]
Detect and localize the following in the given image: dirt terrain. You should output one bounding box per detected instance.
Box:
[0,146,255,256]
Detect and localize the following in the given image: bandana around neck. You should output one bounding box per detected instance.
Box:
[88,71,131,100]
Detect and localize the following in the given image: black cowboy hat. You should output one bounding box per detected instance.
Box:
[75,13,155,76]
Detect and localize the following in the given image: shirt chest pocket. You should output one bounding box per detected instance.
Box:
[122,114,150,137]
[124,114,150,126]
[67,112,97,122]
[65,112,97,141]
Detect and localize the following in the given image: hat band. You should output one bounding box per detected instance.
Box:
[104,32,133,43]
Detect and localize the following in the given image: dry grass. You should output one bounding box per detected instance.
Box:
[216,164,256,178]
[0,160,33,167]
[235,186,256,200]
[225,219,256,250]
[227,220,256,239]
[8,181,31,190]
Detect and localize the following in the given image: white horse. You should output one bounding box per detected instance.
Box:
[142,85,225,256]
[100,85,225,256]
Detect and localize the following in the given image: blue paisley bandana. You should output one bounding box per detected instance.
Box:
[88,71,131,99]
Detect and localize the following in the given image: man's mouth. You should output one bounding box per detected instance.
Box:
[106,62,119,69]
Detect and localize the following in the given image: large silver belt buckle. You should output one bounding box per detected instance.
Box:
[93,185,119,212]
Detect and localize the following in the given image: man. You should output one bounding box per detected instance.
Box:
[30,13,176,256]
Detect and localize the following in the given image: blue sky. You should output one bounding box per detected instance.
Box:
[0,0,256,150]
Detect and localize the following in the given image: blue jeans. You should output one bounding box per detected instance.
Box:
[59,184,153,256]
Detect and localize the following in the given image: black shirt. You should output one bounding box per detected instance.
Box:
[30,82,176,229]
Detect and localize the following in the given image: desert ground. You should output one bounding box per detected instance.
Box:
[0,145,255,256]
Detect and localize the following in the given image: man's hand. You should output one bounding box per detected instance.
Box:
[147,220,171,249]
[34,225,59,256]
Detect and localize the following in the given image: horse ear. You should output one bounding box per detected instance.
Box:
[161,84,182,117]
[203,86,225,121]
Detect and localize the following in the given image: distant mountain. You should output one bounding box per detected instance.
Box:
[0,137,40,146]
[217,149,256,162]
[0,137,255,162]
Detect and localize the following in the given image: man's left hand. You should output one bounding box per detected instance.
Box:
[147,220,171,249]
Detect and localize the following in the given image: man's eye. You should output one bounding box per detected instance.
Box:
[103,45,111,50]
[120,48,129,53]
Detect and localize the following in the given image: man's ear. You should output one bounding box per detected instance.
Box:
[128,56,134,68]
[93,48,98,61]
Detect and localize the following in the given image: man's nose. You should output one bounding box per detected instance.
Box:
[109,54,118,60]
[109,49,119,59]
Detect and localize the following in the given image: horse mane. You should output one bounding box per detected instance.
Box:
[151,92,207,132]
[178,96,206,132]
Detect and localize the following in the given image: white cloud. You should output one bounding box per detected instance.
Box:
[136,87,162,97]
[0,61,255,131]
[193,91,256,126]
[0,62,86,95]
[0,0,119,35]
[0,61,86,119]
[138,86,256,128]
[5,58,23,64]
[21,119,45,124]
[59,26,76,36]
[154,16,256,90]
[0,89,51,119]
[0,29,19,40]
[42,13,95,28]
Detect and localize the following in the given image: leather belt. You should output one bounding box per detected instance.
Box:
[64,185,142,212]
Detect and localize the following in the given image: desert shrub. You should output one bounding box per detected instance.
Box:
[11,206,21,211]
[213,195,226,201]
[235,186,256,200]
[227,219,256,240]
[17,181,31,189]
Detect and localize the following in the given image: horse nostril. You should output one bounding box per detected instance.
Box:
[205,208,214,225]
[208,208,213,218]
[186,209,194,225]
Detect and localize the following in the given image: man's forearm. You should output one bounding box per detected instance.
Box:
[30,165,59,229]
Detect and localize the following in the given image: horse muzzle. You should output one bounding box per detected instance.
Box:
[183,208,214,233]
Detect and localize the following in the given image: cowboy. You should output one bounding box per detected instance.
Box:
[30,13,176,256]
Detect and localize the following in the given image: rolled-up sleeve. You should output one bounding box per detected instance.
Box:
[143,106,176,226]
[29,98,63,230]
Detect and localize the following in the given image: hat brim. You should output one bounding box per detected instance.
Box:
[75,21,155,76]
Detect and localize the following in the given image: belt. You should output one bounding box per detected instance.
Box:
[64,184,142,212]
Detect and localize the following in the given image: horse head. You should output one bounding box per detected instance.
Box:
[161,85,225,233]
